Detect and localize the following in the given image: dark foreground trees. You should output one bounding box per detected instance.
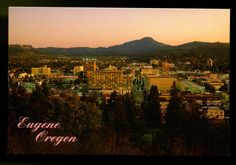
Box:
[8,83,229,155]
[163,82,229,155]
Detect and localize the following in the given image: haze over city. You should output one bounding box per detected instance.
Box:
[9,7,229,48]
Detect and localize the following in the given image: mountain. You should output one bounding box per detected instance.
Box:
[104,37,171,55]
[34,37,171,56]
[172,41,229,60]
[174,41,229,49]
[9,37,229,59]
[109,37,170,49]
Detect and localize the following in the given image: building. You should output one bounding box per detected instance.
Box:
[31,65,51,76]
[161,62,175,71]
[159,94,171,117]
[218,74,229,81]
[207,78,224,90]
[208,81,224,90]
[81,61,97,79]
[150,59,159,66]
[105,65,118,71]
[18,72,28,79]
[144,75,177,92]
[73,66,84,74]
[89,65,132,91]
[207,59,213,67]
[141,68,160,75]
[83,61,97,72]
[203,73,224,90]
[53,75,78,80]
[92,70,123,89]
[206,106,224,119]
[209,73,218,79]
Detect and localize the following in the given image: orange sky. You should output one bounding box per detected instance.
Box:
[9,7,230,48]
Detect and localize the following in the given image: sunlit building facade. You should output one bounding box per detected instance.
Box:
[144,75,177,92]
[89,65,132,91]
[31,65,51,76]
[73,66,84,74]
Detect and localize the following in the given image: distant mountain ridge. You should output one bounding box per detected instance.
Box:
[9,37,229,57]
[33,37,172,55]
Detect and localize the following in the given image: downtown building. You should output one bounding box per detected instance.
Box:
[89,65,133,94]
[31,65,51,76]
[144,74,177,93]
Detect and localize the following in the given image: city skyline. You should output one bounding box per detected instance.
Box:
[9,7,230,48]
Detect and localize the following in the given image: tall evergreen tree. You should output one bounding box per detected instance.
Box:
[144,85,161,128]
[41,81,50,96]
[165,81,185,131]
[123,93,136,131]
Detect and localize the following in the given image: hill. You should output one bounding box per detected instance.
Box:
[9,37,229,62]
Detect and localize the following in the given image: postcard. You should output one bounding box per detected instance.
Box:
[7,7,230,156]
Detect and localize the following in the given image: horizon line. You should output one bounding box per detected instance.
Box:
[9,37,230,49]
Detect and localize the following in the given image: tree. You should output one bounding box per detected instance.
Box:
[164,81,217,155]
[108,91,130,135]
[74,78,82,85]
[41,81,50,96]
[140,90,148,121]
[165,81,185,133]
[140,86,162,155]
[166,81,184,123]
[102,91,145,154]
[204,83,216,93]
[74,71,88,86]
[219,83,228,92]
[123,93,136,131]
[144,85,161,128]
[102,91,130,153]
